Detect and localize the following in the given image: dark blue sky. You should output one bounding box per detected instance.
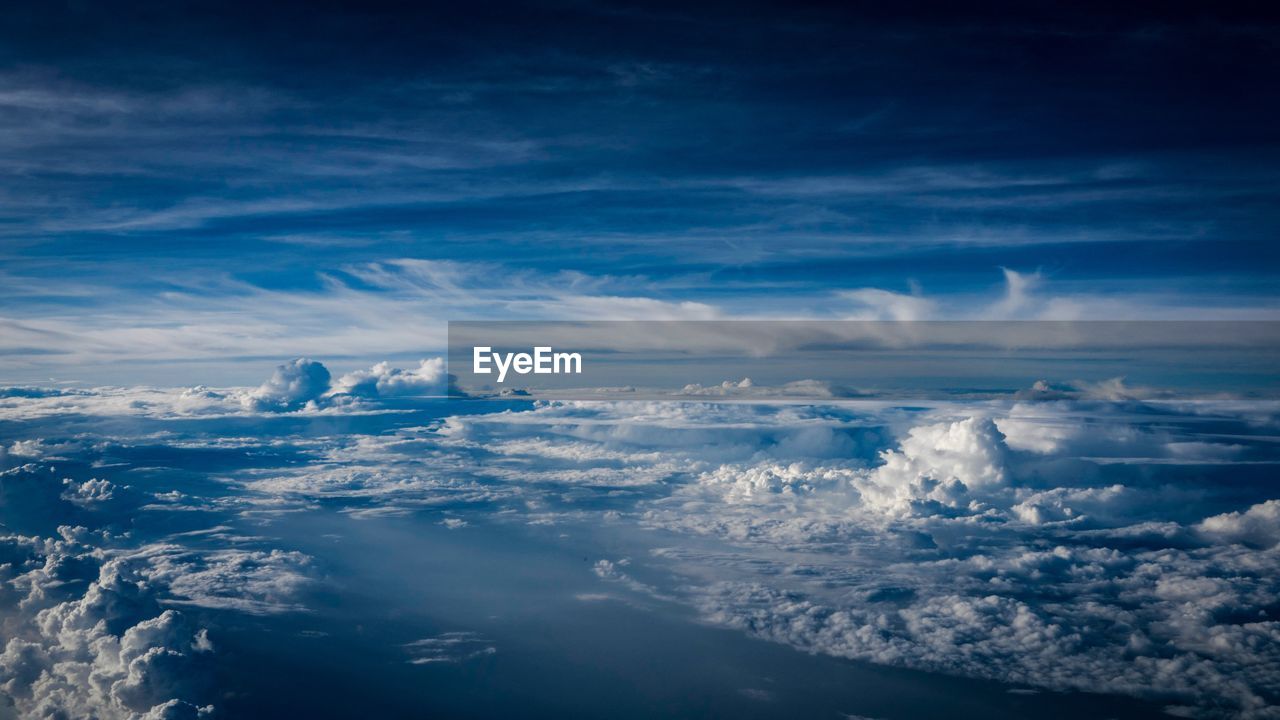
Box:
[2,1,1278,380]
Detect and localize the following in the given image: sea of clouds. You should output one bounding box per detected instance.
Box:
[0,358,1277,718]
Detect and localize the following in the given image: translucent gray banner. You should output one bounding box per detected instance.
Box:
[447,321,1280,400]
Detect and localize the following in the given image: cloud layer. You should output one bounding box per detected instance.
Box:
[1,363,1278,717]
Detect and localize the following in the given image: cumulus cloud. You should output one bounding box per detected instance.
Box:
[236,357,454,411]
[0,533,216,719]
[240,358,331,412]
[680,377,754,395]
[1010,484,1132,525]
[331,358,447,398]
[855,417,1009,517]
[173,386,231,415]
[1196,500,1280,549]
[61,477,121,508]
[688,462,863,513]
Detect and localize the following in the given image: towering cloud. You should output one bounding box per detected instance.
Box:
[241,358,332,412]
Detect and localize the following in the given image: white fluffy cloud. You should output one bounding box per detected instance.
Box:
[240,357,452,411]
[241,358,331,412]
[854,417,1008,517]
[0,533,215,719]
[1197,500,1280,549]
[331,358,447,398]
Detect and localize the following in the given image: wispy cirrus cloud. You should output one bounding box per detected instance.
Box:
[2,259,1277,383]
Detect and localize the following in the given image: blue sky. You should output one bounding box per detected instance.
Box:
[1,1,1279,382]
